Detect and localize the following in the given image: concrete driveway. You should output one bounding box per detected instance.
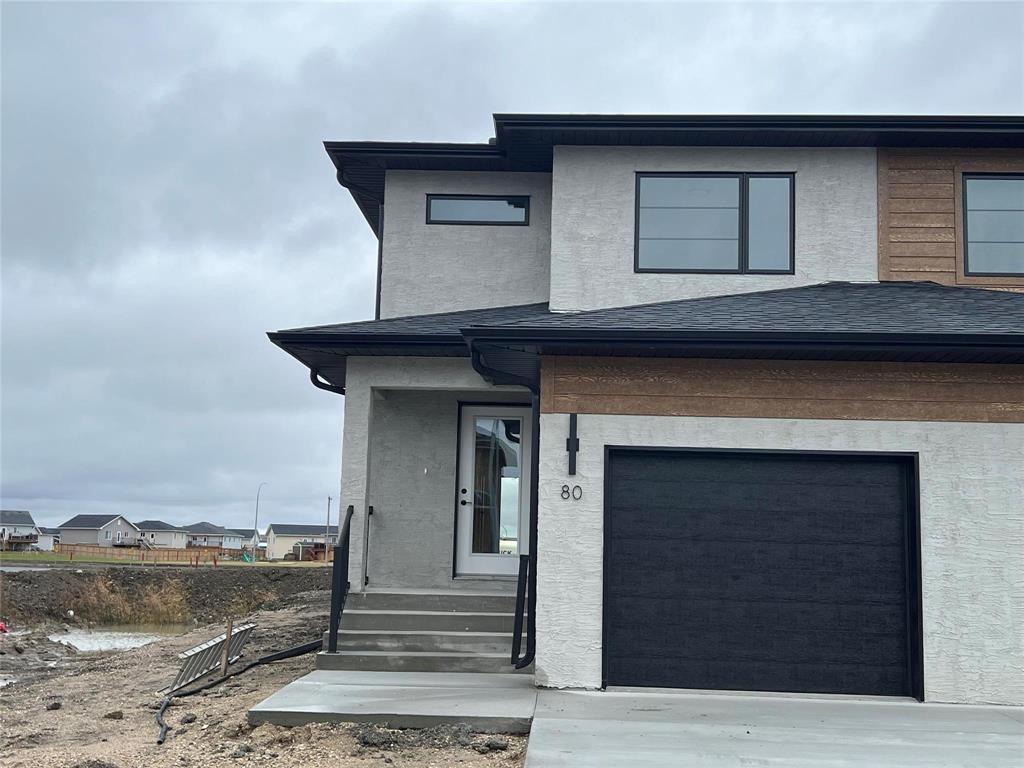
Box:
[525,689,1024,767]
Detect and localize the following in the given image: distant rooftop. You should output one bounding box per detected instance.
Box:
[0,510,35,527]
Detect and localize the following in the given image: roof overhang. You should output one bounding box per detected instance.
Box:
[327,114,1024,236]
[268,332,471,391]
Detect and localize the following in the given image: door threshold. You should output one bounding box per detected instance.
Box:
[453,575,516,581]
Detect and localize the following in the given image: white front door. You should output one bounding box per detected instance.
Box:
[456,405,532,577]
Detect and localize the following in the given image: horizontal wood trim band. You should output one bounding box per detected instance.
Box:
[549,394,1024,423]
[540,357,1024,424]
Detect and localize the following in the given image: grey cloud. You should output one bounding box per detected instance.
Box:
[2,1,1021,529]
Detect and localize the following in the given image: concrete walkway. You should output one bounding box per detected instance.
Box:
[248,670,536,733]
[525,689,1024,767]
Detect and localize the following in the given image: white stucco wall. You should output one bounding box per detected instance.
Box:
[535,413,1024,705]
[548,146,878,311]
[380,170,552,318]
[340,357,529,591]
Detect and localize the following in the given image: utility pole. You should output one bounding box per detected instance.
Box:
[324,496,333,564]
[253,482,267,565]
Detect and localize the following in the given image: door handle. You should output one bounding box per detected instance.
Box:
[460,500,471,506]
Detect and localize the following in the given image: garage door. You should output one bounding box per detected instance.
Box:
[604,449,920,697]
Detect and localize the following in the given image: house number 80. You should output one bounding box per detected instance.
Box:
[561,484,583,500]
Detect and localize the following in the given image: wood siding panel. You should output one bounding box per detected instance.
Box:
[877,149,1024,290]
[541,357,1024,423]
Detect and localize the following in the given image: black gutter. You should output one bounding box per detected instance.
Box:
[463,326,1024,346]
[461,329,1024,361]
[310,368,345,396]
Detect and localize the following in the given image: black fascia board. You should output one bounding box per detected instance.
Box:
[461,326,1024,358]
[493,113,1024,137]
[267,330,468,350]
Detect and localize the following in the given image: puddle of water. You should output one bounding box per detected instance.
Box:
[48,624,189,652]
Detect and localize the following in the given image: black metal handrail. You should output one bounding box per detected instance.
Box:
[511,553,530,666]
[326,504,356,653]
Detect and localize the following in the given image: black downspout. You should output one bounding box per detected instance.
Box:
[459,345,540,669]
[514,390,540,669]
[374,203,384,320]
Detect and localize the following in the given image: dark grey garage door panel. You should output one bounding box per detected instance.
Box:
[604,450,916,696]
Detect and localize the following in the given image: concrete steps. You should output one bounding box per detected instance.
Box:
[317,591,530,674]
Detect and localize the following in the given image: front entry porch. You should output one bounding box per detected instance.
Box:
[321,356,535,674]
[340,357,532,594]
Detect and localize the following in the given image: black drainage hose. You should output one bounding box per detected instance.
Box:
[155,637,322,744]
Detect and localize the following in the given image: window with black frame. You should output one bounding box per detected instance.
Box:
[635,173,794,273]
[426,194,529,225]
[963,174,1024,276]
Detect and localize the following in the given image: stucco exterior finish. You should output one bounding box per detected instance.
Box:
[536,413,1024,705]
[340,357,529,592]
[548,146,878,311]
[380,170,552,318]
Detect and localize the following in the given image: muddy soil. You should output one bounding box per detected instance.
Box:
[0,590,526,767]
[0,565,332,625]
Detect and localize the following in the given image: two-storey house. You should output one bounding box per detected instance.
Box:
[270,114,1024,706]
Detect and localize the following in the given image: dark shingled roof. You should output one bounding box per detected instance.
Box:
[273,302,549,339]
[185,521,237,536]
[58,514,136,530]
[135,519,185,532]
[268,523,339,536]
[39,527,60,535]
[0,510,36,527]
[485,282,1024,336]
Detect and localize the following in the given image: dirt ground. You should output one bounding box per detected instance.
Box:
[1,565,333,625]
[0,589,526,767]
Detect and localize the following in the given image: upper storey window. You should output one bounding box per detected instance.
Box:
[426,194,530,225]
[635,173,794,274]
[963,175,1024,276]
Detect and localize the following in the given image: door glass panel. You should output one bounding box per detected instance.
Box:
[472,417,521,555]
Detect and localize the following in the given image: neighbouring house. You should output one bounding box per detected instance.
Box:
[57,514,140,547]
[268,114,1024,707]
[35,527,60,551]
[184,522,244,551]
[135,520,189,549]
[228,528,262,553]
[0,510,39,551]
[265,524,338,561]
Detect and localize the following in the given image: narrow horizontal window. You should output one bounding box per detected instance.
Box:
[964,175,1024,276]
[426,194,529,225]
[635,173,794,274]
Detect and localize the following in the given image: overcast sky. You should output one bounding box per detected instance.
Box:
[2,1,1022,530]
